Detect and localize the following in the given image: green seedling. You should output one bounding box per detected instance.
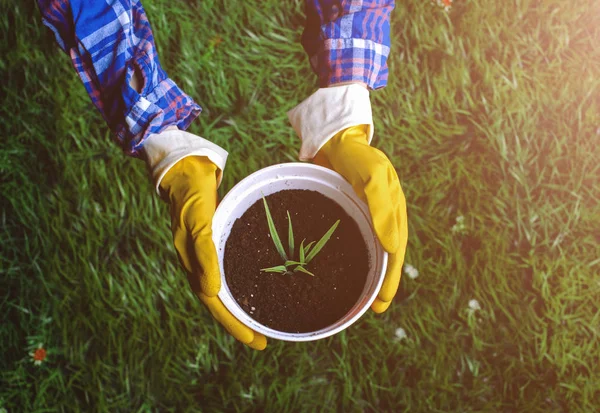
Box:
[260,196,340,276]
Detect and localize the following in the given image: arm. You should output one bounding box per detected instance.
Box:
[38,0,200,154]
[38,0,266,349]
[290,0,395,160]
[290,0,408,313]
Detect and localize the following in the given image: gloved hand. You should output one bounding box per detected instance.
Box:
[313,125,408,313]
[160,156,267,350]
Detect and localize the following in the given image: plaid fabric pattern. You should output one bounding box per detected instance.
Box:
[38,0,201,155]
[302,0,394,90]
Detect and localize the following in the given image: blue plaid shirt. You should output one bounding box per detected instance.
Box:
[302,0,394,89]
[38,0,393,155]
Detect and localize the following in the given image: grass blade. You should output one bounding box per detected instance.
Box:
[260,265,287,273]
[285,260,305,266]
[262,196,287,260]
[294,266,315,277]
[305,220,340,264]
[287,210,294,258]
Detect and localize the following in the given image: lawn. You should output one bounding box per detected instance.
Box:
[1,0,599,411]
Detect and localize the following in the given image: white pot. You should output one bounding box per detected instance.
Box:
[213,163,387,342]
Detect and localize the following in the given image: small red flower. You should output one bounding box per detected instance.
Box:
[30,344,47,366]
[433,0,452,10]
[34,348,47,362]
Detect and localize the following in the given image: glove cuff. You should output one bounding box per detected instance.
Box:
[142,128,228,195]
[287,84,374,160]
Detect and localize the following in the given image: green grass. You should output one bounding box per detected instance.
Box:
[1,0,599,411]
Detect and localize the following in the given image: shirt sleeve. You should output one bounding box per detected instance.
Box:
[301,0,394,90]
[37,0,201,156]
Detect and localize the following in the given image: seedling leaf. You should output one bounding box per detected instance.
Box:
[304,241,316,257]
[260,265,287,273]
[285,260,305,266]
[305,220,340,263]
[262,196,287,260]
[287,211,294,258]
[295,266,315,277]
[299,239,306,263]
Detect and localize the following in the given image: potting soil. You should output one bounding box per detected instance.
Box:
[224,189,369,333]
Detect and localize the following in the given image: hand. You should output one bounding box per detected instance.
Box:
[160,156,267,349]
[313,125,408,313]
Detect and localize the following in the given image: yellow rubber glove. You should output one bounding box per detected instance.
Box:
[314,125,408,313]
[160,156,267,350]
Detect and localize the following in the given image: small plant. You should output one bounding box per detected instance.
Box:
[260,195,340,276]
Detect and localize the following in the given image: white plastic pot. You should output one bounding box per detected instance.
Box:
[213,163,387,342]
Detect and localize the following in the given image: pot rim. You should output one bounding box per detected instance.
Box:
[213,162,388,342]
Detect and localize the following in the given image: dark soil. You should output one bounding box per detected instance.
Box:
[224,189,369,333]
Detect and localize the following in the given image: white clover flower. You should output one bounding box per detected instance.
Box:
[394,327,407,341]
[451,215,467,234]
[468,299,481,311]
[403,264,419,279]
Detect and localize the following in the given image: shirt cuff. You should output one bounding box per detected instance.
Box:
[142,129,228,195]
[287,84,374,160]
